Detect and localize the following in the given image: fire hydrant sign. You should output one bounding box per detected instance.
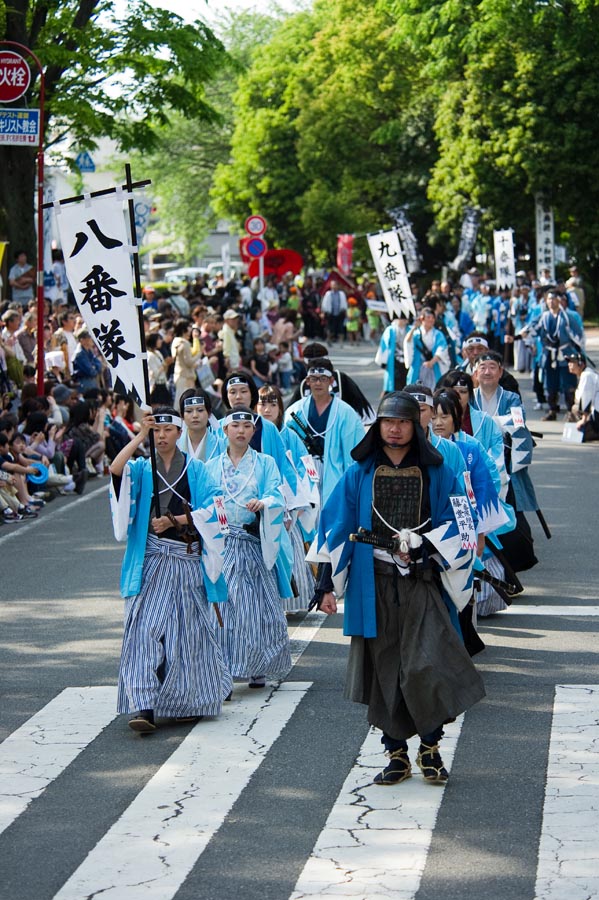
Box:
[0,51,31,103]
[0,108,40,145]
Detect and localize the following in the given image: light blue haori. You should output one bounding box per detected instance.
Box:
[109,455,227,604]
[404,325,450,388]
[472,386,538,511]
[177,426,224,462]
[375,322,408,393]
[206,447,291,679]
[284,394,365,505]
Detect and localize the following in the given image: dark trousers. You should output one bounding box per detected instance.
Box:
[382,725,444,753]
[544,362,576,411]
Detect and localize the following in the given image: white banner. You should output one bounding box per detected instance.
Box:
[493,229,516,289]
[367,229,415,319]
[54,192,146,404]
[535,196,555,281]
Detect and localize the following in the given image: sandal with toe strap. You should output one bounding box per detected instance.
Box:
[373,748,412,786]
[416,742,449,784]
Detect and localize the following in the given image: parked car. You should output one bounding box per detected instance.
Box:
[164,267,209,284]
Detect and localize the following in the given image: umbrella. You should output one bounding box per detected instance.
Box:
[248,248,304,279]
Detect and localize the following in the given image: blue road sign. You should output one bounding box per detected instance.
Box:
[75,151,95,173]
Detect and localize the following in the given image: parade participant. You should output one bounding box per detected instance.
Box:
[404,307,450,389]
[285,358,365,504]
[438,370,507,498]
[472,352,540,571]
[457,333,489,376]
[256,384,317,612]
[566,351,599,442]
[537,289,584,422]
[431,388,515,617]
[206,408,292,689]
[310,392,485,785]
[288,341,375,424]
[178,389,224,462]
[109,408,232,733]
[375,312,409,393]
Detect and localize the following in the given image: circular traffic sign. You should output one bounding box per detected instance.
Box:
[245,215,267,237]
[0,51,31,103]
[245,237,268,258]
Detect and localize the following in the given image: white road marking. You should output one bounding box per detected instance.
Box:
[0,686,118,836]
[287,605,345,666]
[53,682,311,900]
[506,606,599,616]
[290,717,463,900]
[535,685,599,900]
[0,481,108,548]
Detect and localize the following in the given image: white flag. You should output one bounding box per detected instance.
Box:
[493,229,516,290]
[535,196,555,281]
[367,229,415,319]
[54,192,146,404]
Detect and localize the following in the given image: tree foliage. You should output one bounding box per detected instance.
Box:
[212,0,440,267]
[0,0,228,257]
[123,10,280,262]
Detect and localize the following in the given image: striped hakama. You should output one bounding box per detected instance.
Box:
[118,534,232,717]
[282,520,315,613]
[219,526,292,679]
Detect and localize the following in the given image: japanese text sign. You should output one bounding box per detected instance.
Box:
[367,229,415,319]
[493,229,516,290]
[54,193,146,404]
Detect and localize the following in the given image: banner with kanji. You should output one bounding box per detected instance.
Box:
[493,229,516,290]
[535,196,555,281]
[367,230,415,319]
[54,192,146,404]
[387,207,421,274]
[451,207,481,271]
[336,234,353,276]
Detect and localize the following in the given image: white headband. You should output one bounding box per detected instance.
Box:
[153,414,182,428]
[223,411,255,427]
[409,392,434,406]
[183,396,205,408]
[228,376,251,387]
[463,336,488,348]
[307,366,332,377]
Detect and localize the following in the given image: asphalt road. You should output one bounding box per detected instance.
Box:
[1,341,598,900]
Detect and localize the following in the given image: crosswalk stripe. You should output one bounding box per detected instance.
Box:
[506,606,599,616]
[0,686,118,836]
[287,608,333,665]
[52,681,311,900]
[290,717,463,900]
[534,685,599,900]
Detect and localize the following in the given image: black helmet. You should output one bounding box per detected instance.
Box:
[377,391,420,423]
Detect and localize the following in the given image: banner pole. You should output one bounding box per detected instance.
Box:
[124,163,161,517]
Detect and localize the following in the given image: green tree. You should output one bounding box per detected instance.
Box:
[0,0,228,262]
[124,10,280,263]
[385,0,599,300]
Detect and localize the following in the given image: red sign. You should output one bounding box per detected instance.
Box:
[248,248,304,279]
[0,52,31,103]
[245,215,267,237]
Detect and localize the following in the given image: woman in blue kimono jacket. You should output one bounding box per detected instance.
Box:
[206,409,292,689]
[309,392,485,786]
[256,384,318,612]
[109,408,231,733]
[431,388,516,617]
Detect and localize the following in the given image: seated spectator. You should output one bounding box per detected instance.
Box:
[0,431,42,517]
